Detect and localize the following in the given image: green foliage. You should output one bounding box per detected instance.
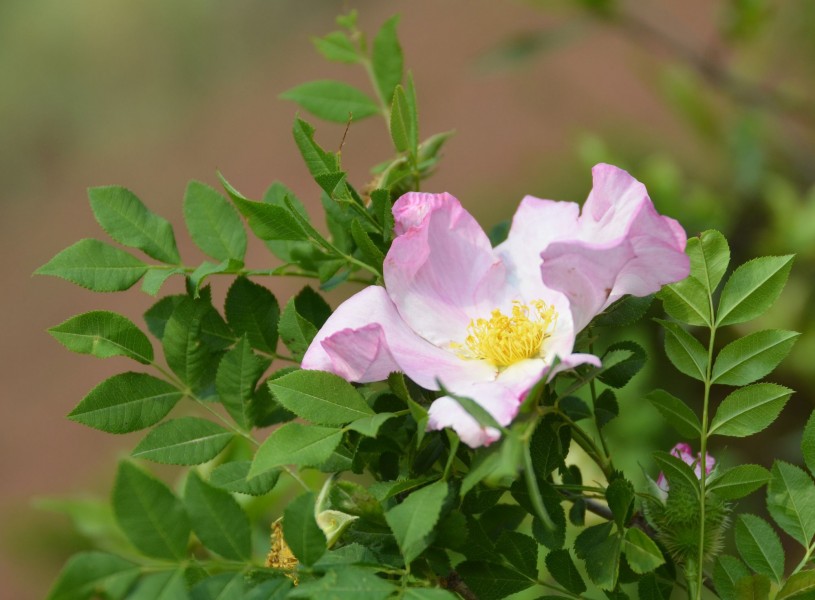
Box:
[766,461,815,547]
[281,80,380,122]
[456,561,534,600]
[132,417,233,465]
[707,464,770,499]
[385,480,448,564]
[716,256,794,327]
[269,369,374,426]
[250,423,342,476]
[734,514,785,582]
[709,383,793,437]
[46,552,139,600]
[183,180,247,262]
[647,389,702,438]
[36,239,147,291]
[209,460,280,496]
[216,336,266,429]
[622,528,666,574]
[283,492,326,566]
[712,329,800,386]
[184,471,251,560]
[371,16,403,105]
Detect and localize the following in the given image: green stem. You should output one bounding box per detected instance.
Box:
[696,315,717,598]
[559,412,613,480]
[793,541,815,574]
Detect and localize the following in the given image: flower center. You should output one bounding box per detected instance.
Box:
[457,300,557,367]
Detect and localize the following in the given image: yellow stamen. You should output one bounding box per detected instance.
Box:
[456,300,557,367]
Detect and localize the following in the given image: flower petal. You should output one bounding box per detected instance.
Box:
[301,286,495,388]
[540,164,689,331]
[384,192,506,346]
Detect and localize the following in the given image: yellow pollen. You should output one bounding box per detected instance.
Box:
[457,300,557,367]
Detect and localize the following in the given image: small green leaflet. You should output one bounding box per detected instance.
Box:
[776,570,815,600]
[292,117,339,178]
[766,460,815,547]
[659,275,711,326]
[711,329,799,386]
[545,549,586,595]
[225,277,280,354]
[112,461,190,560]
[49,310,153,364]
[622,528,665,574]
[371,16,404,105]
[646,389,702,438]
[281,80,380,123]
[230,195,309,242]
[709,383,793,437]
[734,514,785,583]
[288,567,396,600]
[495,530,538,579]
[250,423,342,476]
[269,370,374,426]
[713,555,750,600]
[184,471,251,561]
[125,569,187,600]
[657,319,707,381]
[36,239,147,292]
[687,229,730,295]
[716,255,794,327]
[455,561,534,600]
[88,185,180,264]
[385,480,449,564]
[46,552,140,600]
[313,31,360,64]
[68,372,182,434]
[209,460,280,496]
[706,464,770,499]
[183,180,247,262]
[215,337,266,430]
[132,417,233,465]
[283,492,326,566]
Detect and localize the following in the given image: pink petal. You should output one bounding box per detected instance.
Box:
[540,164,689,331]
[384,192,507,347]
[301,286,495,388]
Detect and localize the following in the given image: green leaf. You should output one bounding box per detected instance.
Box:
[401,589,458,600]
[707,464,770,499]
[293,117,339,179]
[346,412,398,437]
[49,310,153,364]
[371,16,403,105]
[713,555,750,600]
[112,461,190,559]
[622,527,665,574]
[595,388,619,428]
[687,230,730,295]
[594,294,654,327]
[283,492,326,566]
[495,531,538,579]
[657,319,708,381]
[250,422,342,476]
[183,180,247,261]
[132,417,233,465]
[89,186,180,264]
[647,389,702,438]
[224,278,280,354]
[210,461,279,496]
[385,481,449,564]
[598,340,647,388]
[709,383,793,437]
[803,412,815,478]
[184,471,250,560]
[530,418,568,477]
[659,275,711,326]
[125,569,188,600]
[574,521,620,590]
[281,80,380,123]
[735,514,785,582]
[141,267,182,296]
[350,219,385,272]
[277,286,331,360]
[652,451,700,497]
[638,572,668,600]
[606,478,634,528]
[46,551,139,600]
[767,461,815,547]
[777,570,815,599]
[187,258,243,295]
[288,567,396,600]
[712,330,799,386]
[717,255,794,327]
[190,572,247,599]
[269,370,374,426]
[68,372,182,434]
[735,574,772,600]
[312,31,360,63]
[36,238,147,292]
[545,549,586,595]
[230,195,309,242]
[455,561,534,600]
[389,84,416,153]
[216,337,265,429]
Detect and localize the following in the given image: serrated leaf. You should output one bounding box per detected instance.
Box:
[184,471,250,560]
[269,370,374,426]
[777,570,815,599]
[659,275,711,326]
[230,195,309,241]
[112,461,190,559]
[657,319,707,381]
[283,492,326,566]
[288,567,396,600]
[622,527,665,574]
[652,451,700,497]
[141,267,182,296]
[313,31,360,63]
[638,572,668,600]
[46,551,139,600]
[594,294,654,327]
[89,185,180,264]
[717,255,794,327]
[68,372,182,434]
[346,412,398,437]
[767,461,815,547]
[647,389,701,438]
[545,549,586,595]
[350,219,385,273]
[713,555,750,600]
[709,383,793,437]
[224,278,280,354]
[456,561,534,600]
[712,330,799,386]
[804,412,815,478]
[574,521,620,590]
[735,514,784,582]
[209,460,279,497]
[389,84,416,153]
[281,80,380,123]
[132,417,233,465]
[187,258,243,295]
[251,423,342,476]
[606,478,634,528]
[707,464,769,499]
[687,230,730,295]
[372,16,403,105]
[49,310,153,364]
[595,388,619,428]
[495,531,538,579]
[385,481,449,564]
[36,239,147,292]
[190,572,247,599]
[126,569,188,600]
[293,118,339,179]
[216,337,265,430]
[183,181,247,261]
[598,340,646,388]
[735,574,772,599]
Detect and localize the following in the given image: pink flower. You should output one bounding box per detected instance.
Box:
[656,442,716,493]
[302,164,689,447]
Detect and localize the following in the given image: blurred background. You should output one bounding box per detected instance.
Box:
[4,0,815,597]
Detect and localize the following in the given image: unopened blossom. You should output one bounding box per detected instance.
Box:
[302,164,689,447]
[656,442,716,494]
